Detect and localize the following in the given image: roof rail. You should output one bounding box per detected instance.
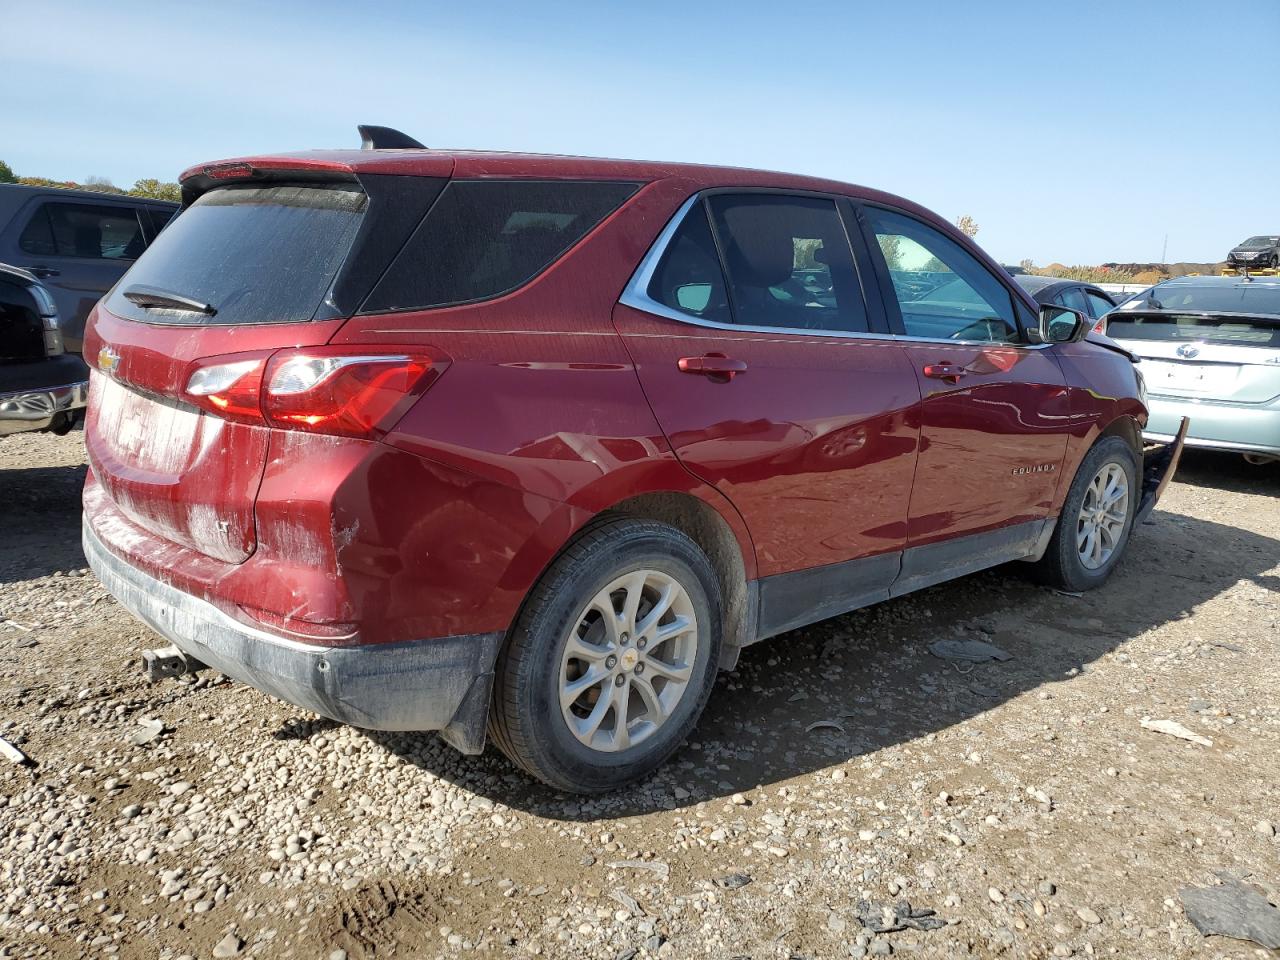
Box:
[357,125,427,150]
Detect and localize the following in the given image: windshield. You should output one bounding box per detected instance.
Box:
[1241,236,1279,246]
[104,184,367,326]
[1117,282,1280,316]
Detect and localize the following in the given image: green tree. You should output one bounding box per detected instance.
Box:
[129,178,182,202]
[877,234,902,271]
[0,160,16,184]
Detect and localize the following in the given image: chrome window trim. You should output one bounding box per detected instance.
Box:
[618,191,1051,351]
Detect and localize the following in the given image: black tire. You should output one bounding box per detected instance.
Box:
[489,519,722,793]
[1032,436,1140,592]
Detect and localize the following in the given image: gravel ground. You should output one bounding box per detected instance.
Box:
[1,429,1277,960]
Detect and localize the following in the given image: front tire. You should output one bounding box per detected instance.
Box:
[489,519,722,793]
[1033,436,1139,592]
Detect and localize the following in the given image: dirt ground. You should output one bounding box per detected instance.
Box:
[1,429,1277,960]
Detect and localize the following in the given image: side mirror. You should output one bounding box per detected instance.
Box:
[1038,304,1090,344]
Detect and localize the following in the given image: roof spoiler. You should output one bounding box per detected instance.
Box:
[358,125,427,150]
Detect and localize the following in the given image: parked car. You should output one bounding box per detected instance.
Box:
[0,185,178,353]
[1226,235,1280,270]
[1012,274,1119,334]
[80,127,1184,792]
[0,263,88,437]
[1108,275,1280,464]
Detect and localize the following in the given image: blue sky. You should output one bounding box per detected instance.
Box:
[3,0,1277,265]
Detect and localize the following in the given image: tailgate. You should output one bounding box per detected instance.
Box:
[82,179,372,563]
[84,309,342,563]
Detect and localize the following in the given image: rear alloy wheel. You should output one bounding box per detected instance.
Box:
[490,519,721,793]
[558,569,700,753]
[1032,436,1139,592]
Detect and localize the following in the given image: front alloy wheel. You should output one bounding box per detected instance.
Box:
[1076,462,1129,570]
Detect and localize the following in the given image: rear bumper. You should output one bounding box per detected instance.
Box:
[1145,394,1280,456]
[84,520,502,752]
[0,379,88,436]
[1136,417,1188,522]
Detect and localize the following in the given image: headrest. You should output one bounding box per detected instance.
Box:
[721,204,796,288]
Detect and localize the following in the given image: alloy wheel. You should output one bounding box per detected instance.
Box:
[1076,462,1129,570]
[558,569,699,752]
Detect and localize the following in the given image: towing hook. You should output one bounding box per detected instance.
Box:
[142,645,207,682]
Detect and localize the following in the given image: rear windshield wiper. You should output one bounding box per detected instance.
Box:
[122,284,217,316]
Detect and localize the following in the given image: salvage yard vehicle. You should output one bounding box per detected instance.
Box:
[0,184,178,353]
[0,263,87,438]
[1226,235,1280,271]
[81,126,1185,793]
[1012,274,1120,335]
[1109,275,1280,464]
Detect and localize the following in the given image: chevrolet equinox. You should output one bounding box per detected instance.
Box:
[82,126,1185,793]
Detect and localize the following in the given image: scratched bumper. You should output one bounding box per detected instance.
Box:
[84,519,502,752]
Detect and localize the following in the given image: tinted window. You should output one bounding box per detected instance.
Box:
[866,207,1017,342]
[1056,286,1090,314]
[1085,291,1115,319]
[706,194,867,332]
[20,203,146,260]
[17,209,55,256]
[365,180,638,312]
[646,204,731,325]
[148,207,175,235]
[104,184,367,326]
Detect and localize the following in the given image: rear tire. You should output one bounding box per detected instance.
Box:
[489,519,722,793]
[1033,437,1139,592]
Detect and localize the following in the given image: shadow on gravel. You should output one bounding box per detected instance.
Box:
[358,505,1280,819]
[0,462,88,584]
[1172,448,1280,495]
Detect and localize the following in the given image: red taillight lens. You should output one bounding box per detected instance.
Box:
[262,348,441,438]
[182,346,446,437]
[1092,317,1107,335]
[183,354,269,424]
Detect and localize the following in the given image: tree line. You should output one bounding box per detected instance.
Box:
[0,160,181,202]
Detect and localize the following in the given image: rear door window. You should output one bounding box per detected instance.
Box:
[104,184,367,325]
[706,194,868,333]
[20,203,146,260]
[646,203,733,325]
[1085,291,1115,319]
[363,180,638,312]
[864,207,1018,343]
[1055,286,1090,314]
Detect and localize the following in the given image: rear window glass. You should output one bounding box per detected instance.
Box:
[363,180,638,312]
[1107,315,1280,347]
[104,184,366,326]
[1119,282,1280,316]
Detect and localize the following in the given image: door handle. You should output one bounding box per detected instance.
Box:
[923,362,966,383]
[678,353,747,382]
[30,265,61,279]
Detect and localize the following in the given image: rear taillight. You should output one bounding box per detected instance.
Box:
[184,355,268,423]
[182,346,446,437]
[1092,317,1107,335]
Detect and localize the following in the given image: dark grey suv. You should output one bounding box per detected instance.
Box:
[1227,235,1280,270]
[0,185,178,352]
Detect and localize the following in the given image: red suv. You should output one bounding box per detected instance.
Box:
[82,127,1184,793]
